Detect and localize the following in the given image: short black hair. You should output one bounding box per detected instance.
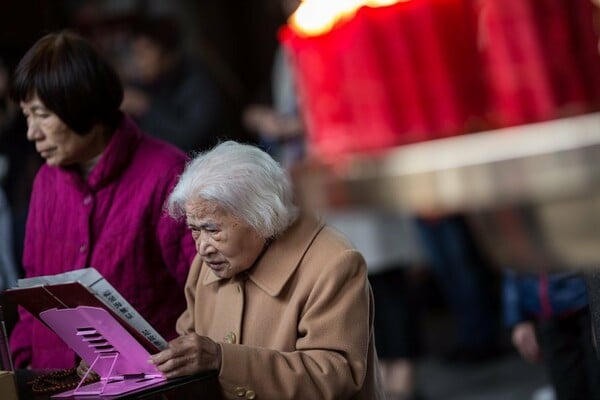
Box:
[10,30,123,135]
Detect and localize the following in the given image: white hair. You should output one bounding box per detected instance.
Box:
[167,141,299,239]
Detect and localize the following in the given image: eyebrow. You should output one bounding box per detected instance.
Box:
[187,222,220,230]
[21,104,47,113]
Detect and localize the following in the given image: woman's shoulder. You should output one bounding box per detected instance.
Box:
[315,223,359,253]
[302,220,366,273]
[131,135,189,173]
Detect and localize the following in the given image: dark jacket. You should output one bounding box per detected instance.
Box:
[503,270,588,328]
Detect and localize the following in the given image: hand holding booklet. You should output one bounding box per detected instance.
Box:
[5,268,169,397]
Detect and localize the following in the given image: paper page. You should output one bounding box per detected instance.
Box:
[16,268,167,350]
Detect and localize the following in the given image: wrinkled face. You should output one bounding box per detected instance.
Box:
[185,198,266,279]
[20,95,100,167]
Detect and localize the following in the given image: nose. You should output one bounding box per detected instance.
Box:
[196,232,215,256]
[26,120,43,142]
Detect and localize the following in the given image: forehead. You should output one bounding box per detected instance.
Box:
[185,199,231,223]
[20,94,45,109]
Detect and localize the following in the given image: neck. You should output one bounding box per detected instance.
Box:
[77,124,112,178]
[79,153,102,179]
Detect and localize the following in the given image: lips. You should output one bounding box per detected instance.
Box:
[205,261,225,270]
[38,148,55,157]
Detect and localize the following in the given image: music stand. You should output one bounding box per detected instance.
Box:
[39,306,165,397]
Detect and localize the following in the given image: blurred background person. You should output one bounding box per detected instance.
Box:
[415,214,502,363]
[120,15,227,153]
[0,56,26,330]
[0,58,17,288]
[0,58,13,129]
[0,168,18,293]
[8,30,196,369]
[326,210,428,400]
[504,267,600,400]
[0,56,34,278]
[243,0,305,169]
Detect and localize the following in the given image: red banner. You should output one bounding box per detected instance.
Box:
[281,0,600,161]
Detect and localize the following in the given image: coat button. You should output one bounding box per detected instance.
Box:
[83,195,92,205]
[235,386,246,397]
[224,331,237,344]
[245,389,256,399]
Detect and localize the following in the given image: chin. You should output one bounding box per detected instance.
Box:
[50,158,72,167]
[213,270,233,279]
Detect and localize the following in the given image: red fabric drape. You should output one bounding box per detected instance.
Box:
[478,0,600,126]
[280,0,600,161]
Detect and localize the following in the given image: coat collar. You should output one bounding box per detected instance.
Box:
[203,213,325,297]
[86,114,142,190]
[60,114,142,192]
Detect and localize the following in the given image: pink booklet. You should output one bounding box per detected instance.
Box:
[39,306,166,397]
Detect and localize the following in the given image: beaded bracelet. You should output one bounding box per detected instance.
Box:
[29,367,101,395]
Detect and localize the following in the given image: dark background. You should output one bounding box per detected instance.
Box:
[0,0,286,114]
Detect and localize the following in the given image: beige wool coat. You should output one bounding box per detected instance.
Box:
[176,212,385,400]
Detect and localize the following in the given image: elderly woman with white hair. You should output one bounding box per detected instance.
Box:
[149,141,384,399]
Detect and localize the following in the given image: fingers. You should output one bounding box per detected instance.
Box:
[148,334,221,378]
[151,352,200,378]
[150,335,193,365]
[512,322,542,364]
[76,359,100,380]
[76,361,88,378]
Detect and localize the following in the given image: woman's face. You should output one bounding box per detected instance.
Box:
[20,95,103,167]
[185,198,266,279]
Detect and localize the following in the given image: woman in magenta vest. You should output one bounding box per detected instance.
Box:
[8,31,196,369]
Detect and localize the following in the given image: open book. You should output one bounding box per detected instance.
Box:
[5,268,167,353]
